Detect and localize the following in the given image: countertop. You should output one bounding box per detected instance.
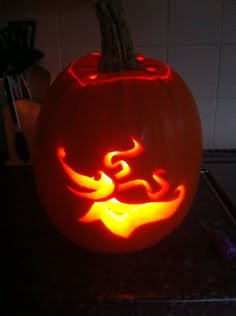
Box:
[203,149,236,207]
[203,163,236,208]
[3,165,236,316]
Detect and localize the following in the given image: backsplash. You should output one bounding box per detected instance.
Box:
[0,0,236,149]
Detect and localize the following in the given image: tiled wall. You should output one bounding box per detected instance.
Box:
[1,0,236,149]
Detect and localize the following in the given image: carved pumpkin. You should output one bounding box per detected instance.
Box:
[32,0,202,253]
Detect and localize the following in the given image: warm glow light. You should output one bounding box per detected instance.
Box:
[67,53,171,87]
[103,138,143,180]
[89,74,98,80]
[57,138,185,237]
[79,185,185,238]
[91,52,101,56]
[136,55,145,61]
[57,147,115,200]
[118,169,170,200]
[146,67,156,72]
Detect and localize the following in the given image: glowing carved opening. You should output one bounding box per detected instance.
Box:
[146,67,156,72]
[57,138,186,238]
[67,53,171,86]
[57,147,115,200]
[136,55,145,61]
[89,74,98,80]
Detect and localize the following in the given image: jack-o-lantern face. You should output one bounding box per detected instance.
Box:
[57,138,185,238]
[32,0,202,253]
[32,52,202,253]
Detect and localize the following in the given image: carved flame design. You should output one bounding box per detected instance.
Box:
[57,138,185,238]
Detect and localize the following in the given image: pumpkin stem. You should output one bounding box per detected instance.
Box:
[95,0,140,72]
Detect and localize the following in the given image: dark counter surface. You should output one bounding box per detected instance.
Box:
[2,166,236,315]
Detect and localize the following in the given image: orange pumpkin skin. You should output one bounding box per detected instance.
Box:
[32,53,202,253]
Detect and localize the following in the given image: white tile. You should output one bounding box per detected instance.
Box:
[196,99,216,149]
[168,0,222,45]
[34,9,62,82]
[218,45,236,98]
[134,46,167,62]
[214,98,236,148]
[222,0,236,44]
[124,0,167,46]
[59,3,100,69]
[168,46,219,99]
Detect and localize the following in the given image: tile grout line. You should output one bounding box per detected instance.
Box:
[212,0,225,148]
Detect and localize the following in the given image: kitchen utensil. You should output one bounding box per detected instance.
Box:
[3,74,30,162]
[0,20,45,163]
[0,103,9,162]
[3,70,41,163]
